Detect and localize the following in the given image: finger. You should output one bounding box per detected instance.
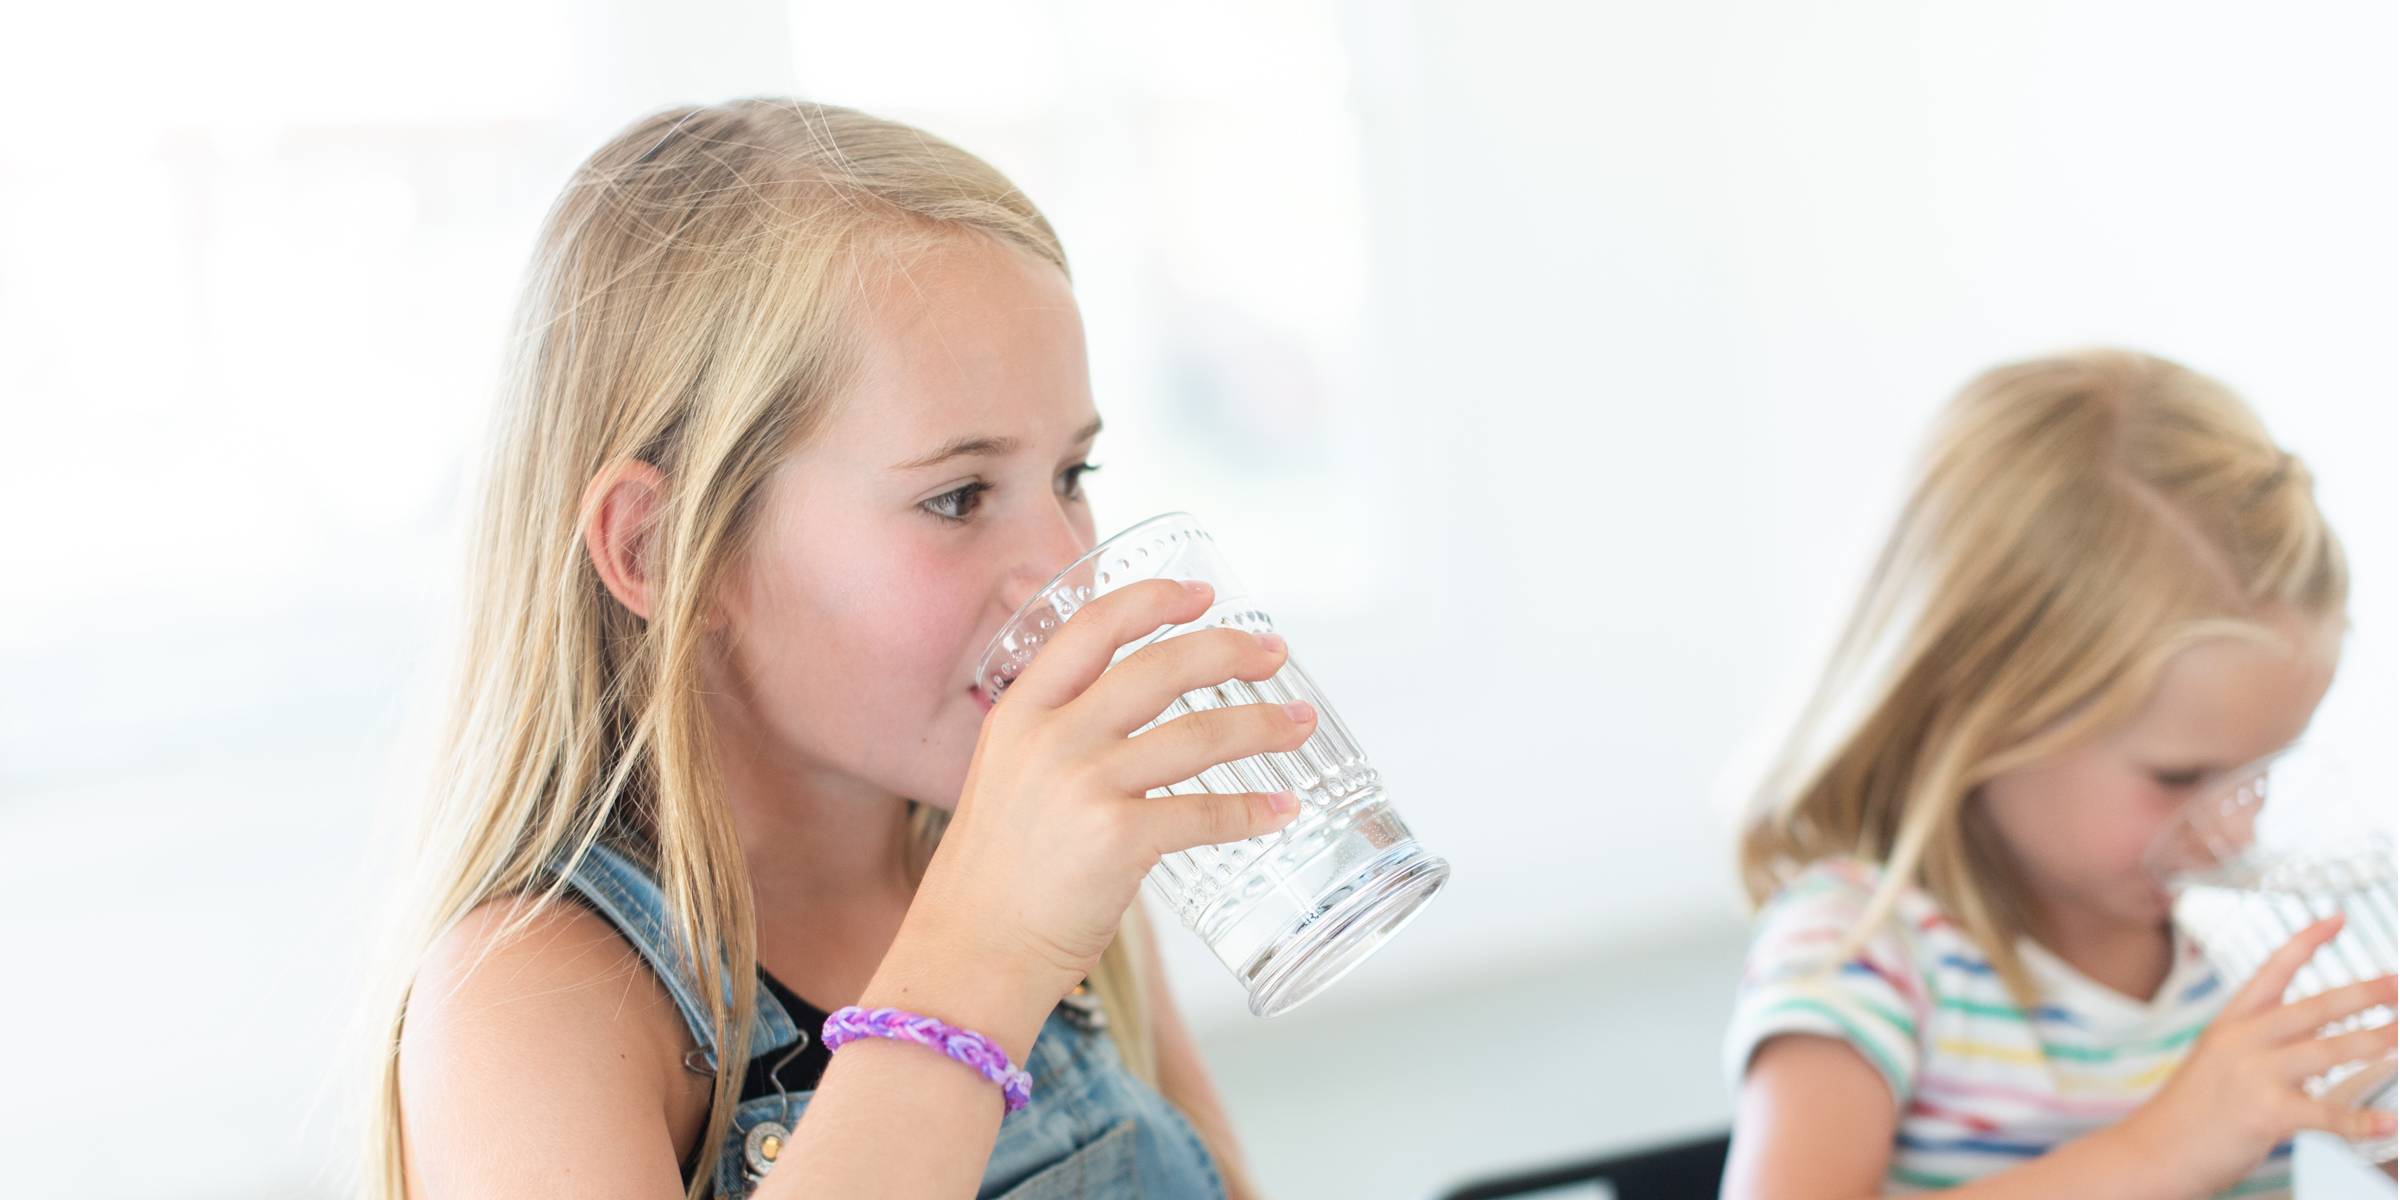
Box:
[1102,699,1317,792]
[2262,974,2399,1043]
[2278,1024,2398,1082]
[999,578,1211,710]
[1075,626,1290,736]
[2299,1095,2400,1143]
[1134,788,1305,857]
[2224,915,2348,1019]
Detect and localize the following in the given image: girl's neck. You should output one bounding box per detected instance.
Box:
[691,657,912,902]
[727,756,918,913]
[692,656,926,1008]
[712,734,923,1007]
[700,685,918,913]
[2024,899,2176,1004]
[710,720,916,902]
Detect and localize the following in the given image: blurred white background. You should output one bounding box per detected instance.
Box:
[1,2,2392,1197]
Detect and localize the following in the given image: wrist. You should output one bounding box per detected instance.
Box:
[2071,1114,2206,1200]
[860,916,1063,1064]
[822,1006,1036,1112]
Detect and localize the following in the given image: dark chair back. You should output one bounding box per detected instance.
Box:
[1435,1131,1730,1200]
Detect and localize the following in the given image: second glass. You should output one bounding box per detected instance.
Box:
[977,512,1450,1017]
[2147,746,2398,1164]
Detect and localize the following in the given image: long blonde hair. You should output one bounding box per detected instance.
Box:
[1740,348,2347,1004]
[357,98,1165,1198]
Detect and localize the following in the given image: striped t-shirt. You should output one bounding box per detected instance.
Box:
[1723,858,2292,1197]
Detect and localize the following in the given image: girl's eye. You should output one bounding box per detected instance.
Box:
[1059,461,1101,499]
[922,463,1097,524]
[2152,768,2208,790]
[921,481,990,523]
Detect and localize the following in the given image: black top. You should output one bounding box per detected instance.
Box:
[741,967,833,1101]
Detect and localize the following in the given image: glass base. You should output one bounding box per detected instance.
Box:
[1158,785,1448,1017]
[1239,849,1448,1018]
[1160,797,1447,1016]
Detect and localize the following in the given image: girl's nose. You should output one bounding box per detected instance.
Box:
[1000,504,1094,614]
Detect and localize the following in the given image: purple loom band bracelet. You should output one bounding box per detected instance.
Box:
[822,1005,1035,1113]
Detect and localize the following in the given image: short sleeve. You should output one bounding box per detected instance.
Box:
[1723,861,1928,1105]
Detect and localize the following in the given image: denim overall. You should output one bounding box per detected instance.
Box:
[557,841,1227,1199]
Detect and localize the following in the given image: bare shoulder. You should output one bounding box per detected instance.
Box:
[1720,1033,1898,1200]
[397,894,709,1197]
[405,893,690,1060]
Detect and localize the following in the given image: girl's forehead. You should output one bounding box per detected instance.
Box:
[820,239,1090,460]
[2120,615,2339,761]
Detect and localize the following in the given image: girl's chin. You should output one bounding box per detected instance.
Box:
[2129,879,2180,923]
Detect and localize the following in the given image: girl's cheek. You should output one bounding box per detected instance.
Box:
[873,555,988,657]
[2111,808,2177,876]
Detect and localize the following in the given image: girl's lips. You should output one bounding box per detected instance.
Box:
[968,683,996,714]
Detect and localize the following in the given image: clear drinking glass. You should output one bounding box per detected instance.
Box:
[977,512,1451,1017]
[2147,746,2398,1164]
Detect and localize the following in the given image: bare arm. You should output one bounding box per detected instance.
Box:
[1720,1035,2179,1200]
[1718,1035,1897,1200]
[397,900,705,1199]
[767,915,1060,1196]
[396,900,1054,1200]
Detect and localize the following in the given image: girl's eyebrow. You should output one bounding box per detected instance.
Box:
[893,434,1017,470]
[889,418,1103,471]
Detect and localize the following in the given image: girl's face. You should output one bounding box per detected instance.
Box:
[1979,606,2342,931]
[708,234,1101,811]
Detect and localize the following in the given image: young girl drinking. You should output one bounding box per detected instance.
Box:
[1722,349,2397,1198]
[357,99,1312,1198]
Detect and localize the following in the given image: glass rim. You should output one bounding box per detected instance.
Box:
[2145,740,2304,884]
[974,510,1207,686]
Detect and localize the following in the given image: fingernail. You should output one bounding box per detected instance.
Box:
[1182,580,1212,598]
[1282,700,1315,723]
[1266,791,1299,815]
[1256,632,1286,653]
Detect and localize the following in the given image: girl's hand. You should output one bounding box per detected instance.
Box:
[2116,915,2399,1195]
[890,578,1313,1022]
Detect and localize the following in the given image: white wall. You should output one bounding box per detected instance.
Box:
[0,2,2390,1195]
[1233,0,2400,1024]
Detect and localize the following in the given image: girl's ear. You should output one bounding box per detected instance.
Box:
[581,460,668,621]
